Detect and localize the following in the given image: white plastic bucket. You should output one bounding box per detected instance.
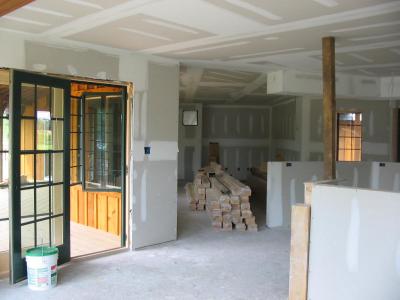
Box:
[26,246,58,291]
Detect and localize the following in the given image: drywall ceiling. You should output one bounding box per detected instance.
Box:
[179,64,298,104]
[1,0,399,77]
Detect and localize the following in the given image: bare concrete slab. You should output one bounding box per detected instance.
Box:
[0,187,290,300]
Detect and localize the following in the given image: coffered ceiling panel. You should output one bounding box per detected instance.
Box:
[0,0,399,78]
[67,13,213,51]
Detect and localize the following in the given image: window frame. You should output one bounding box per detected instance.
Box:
[81,92,124,192]
[182,110,198,126]
[336,111,362,162]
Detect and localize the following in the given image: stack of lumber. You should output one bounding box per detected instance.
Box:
[185,170,210,211]
[216,174,258,232]
[188,163,258,232]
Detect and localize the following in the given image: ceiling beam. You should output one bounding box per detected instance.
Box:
[0,0,33,17]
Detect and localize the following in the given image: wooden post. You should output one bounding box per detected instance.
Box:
[322,37,336,180]
[288,204,311,300]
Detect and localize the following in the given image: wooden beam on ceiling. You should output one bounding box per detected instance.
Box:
[0,0,34,17]
[322,36,336,180]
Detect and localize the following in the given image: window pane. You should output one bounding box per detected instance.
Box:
[21,189,34,224]
[21,223,35,257]
[36,153,49,183]
[52,120,63,150]
[36,85,50,113]
[21,83,35,117]
[71,98,79,115]
[51,185,63,215]
[1,118,9,151]
[36,186,50,216]
[52,88,64,118]
[36,218,50,247]
[70,167,80,184]
[51,216,63,246]
[21,154,34,186]
[52,153,64,183]
[36,118,51,150]
[0,219,8,252]
[0,187,8,220]
[21,119,34,151]
[70,133,79,149]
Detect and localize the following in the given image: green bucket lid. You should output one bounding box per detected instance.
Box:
[26,246,58,257]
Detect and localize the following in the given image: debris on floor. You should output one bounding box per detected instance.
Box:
[186,162,258,232]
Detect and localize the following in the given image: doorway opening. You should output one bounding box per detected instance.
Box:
[0,68,130,283]
[69,81,127,258]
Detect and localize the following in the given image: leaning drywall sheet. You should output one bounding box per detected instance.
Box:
[308,185,400,300]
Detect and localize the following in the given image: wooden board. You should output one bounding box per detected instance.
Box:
[70,185,122,236]
[288,204,311,300]
[0,0,33,17]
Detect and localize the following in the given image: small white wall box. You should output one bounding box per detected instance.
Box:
[183,110,198,126]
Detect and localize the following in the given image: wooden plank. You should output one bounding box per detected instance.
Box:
[304,182,313,206]
[87,193,95,227]
[97,194,108,232]
[288,204,311,300]
[70,186,79,223]
[78,189,85,225]
[107,196,120,235]
[0,0,33,17]
[322,36,336,180]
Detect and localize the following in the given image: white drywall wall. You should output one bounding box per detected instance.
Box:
[130,62,178,249]
[308,184,400,300]
[178,103,203,181]
[268,69,399,99]
[267,161,400,227]
[266,162,323,227]
[201,105,271,180]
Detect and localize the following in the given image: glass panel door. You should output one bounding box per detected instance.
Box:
[10,70,70,283]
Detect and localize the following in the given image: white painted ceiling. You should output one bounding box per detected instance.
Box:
[1,0,400,103]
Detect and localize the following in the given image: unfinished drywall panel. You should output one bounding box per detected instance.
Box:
[271,98,301,160]
[25,41,119,81]
[0,32,24,69]
[267,162,323,228]
[268,70,383,99]
[272,100,296,140]
[266,161,389,227]
[310,99,323,143]
[381,76,400,98]
[336,162,372,189]
[178,103,202,181]
[308,185,400,300]
[201,105,270,180]
[130,62,179,249]
[372,162,400,192]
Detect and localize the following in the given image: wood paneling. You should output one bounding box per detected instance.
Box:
[70,185,121,236]
[0,0,33,17]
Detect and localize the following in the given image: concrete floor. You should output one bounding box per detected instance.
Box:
[0,187,290,300]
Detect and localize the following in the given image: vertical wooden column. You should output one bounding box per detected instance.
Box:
[322,37,336,180]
